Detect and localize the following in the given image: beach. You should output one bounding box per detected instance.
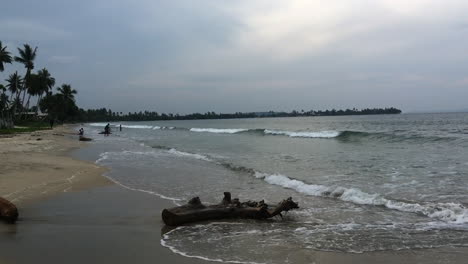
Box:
[2,117,468,264]
[0,126,109,206]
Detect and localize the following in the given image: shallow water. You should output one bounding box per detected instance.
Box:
[85,113,468,263]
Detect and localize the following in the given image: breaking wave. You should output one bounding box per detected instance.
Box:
[89,123,175,130]
[166,148,213,162]
[253,172,468,224]
[188,127,341,138]
[264,129,340,138]
[190,128,249,134]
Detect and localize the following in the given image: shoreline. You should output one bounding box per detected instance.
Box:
[0,125,212,264]
[0,125,111,206]
[2,124,468,263]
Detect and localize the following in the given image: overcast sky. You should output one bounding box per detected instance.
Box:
[2,0,468,113]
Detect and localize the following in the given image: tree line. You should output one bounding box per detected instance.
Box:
[0,41,79,127]
[74,107,402,122]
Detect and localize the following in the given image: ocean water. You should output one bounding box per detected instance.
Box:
[86,113,468,263]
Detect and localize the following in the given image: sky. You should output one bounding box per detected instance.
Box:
[1,0,468,114]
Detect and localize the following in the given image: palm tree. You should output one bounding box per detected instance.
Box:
[29,69,55,112]
[6,71,23,101]
[57,84,77,101]
[0,41,12,72]
[0,84,10,120]
[14,44,37,109]
[36,68,55,99]
[0,91,9,113]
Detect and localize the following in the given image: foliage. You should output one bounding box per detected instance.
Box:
[39,92,79,122]
[14,44,37,72]
[0,41,80,125]
[0,41,13,72]
[74,107,402,122]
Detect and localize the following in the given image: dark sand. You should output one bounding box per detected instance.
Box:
[0,185,209,264]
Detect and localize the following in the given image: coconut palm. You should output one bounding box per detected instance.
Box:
[14,44,37,74]
[0,41,13,72]
[57,84,77,101]
[36,68,55,98]
[5,71,23,100]
[29,70,55,112]
[14,44,37,108]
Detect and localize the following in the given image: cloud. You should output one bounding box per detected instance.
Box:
[4,0,468,113]
[0,18,72,42]
[48,56,79,64]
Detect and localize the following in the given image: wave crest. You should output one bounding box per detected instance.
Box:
[264,129,340,138]
[190,128,249,134]
[254,172,468,224]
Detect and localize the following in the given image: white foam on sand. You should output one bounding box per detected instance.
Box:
[161,225,266,264]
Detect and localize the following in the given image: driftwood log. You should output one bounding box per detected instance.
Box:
[162,192,299,226]
[0,197,18,223]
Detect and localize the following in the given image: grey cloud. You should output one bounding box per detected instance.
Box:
[2,0,468,114]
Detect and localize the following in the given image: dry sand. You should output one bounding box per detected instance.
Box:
[0,126,110,206]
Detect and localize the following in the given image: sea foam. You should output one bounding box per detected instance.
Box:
[167,148,213,162]
[190,128,249,134]
[264,129,340,138]
[89,123,153,129]
[254,172,468,224]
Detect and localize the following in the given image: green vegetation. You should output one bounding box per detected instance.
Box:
[74,107,402,122]
[0,41,80,130]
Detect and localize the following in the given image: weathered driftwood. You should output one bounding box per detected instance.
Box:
[0,197,19,223]
[162,192,299,226]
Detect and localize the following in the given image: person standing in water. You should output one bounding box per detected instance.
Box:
[104,123,111,136]
[120,124,122,131]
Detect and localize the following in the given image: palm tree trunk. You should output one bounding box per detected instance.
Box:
[21,89,26,109]
[25,94,32,111]
[19,69,31,119]
[35,93,43,113]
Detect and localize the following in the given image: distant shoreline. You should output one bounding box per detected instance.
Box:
[76,107,402,123]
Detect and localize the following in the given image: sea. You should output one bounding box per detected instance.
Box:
[85,113,468,263]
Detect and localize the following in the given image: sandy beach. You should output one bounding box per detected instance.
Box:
[0,126,109,206]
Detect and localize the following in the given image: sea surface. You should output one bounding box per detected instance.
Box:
[86,113,468,263]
